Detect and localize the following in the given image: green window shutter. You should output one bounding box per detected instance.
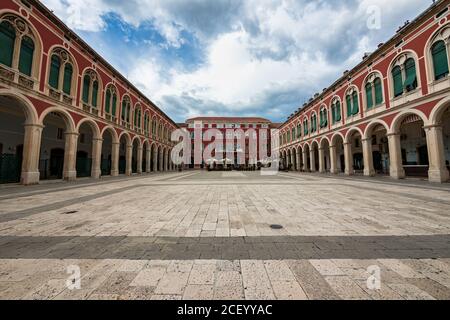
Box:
[392,66,403,97]
[374,78,383,105]
[346,95,352,117]
[0,21,15,67]
[404,58,417,91]
[304,121,308,135]
[121,101,126,120]
[63,63,73,95]
[331,105,335,124]
[48,55,60,89]
[105,89,111,114]
[432,40,449,80]
[323,110,327,126]
[82,75,90,103]
[138,110,142,128]
[92,81,98,107]
[365,83,373,110]
[336,101,341,121]
[287,131,290,142]
[112,94,117,116]
[352,92,359,115]
[297,125,301,138]
[18,36,34,76]
[127,106,131,122]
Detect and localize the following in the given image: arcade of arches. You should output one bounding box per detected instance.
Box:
[281,106,450,183]
[0,94,176,185]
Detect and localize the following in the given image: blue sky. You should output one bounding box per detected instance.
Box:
[42,0,431,123]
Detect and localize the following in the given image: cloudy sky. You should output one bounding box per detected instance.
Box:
[42,0,430,123]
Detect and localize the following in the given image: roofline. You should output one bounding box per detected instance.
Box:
[284,0,446,125]
[186,117,272,122]
[28,0,178,128]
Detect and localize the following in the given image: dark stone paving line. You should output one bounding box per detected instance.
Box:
[0,235,449,260]
[0,185,139,223]
[0,172,195,201]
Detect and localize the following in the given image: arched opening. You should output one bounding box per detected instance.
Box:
[0,95,28,184]
[291,148,297,171]
[297,146,303,171]
[321,139,331,172]
[101,129,114,176]
[143,142,149,173]
[367,123,390,175]
[303,144,310,171]
[347,130,364,174]
[311,142,319,172]
[132,139,139,174]
[332,135,345,173]
[399,114,428,178]
[150,144,155,172]
[76,122,95,178]
[39,111,73,181]
[118,134,128,175]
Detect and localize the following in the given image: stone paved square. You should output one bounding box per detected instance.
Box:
[0,171,449,300]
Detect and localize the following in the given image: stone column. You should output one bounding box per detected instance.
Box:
[111,142,119,176]
[302,150,308,172]
[343,142,353,176]
[21,124,43,185]
[125,144,132,176]
[387,133,405,179]
[318,147,325,173]
[63,132,78,181]
[137,146,143,174]
[309,149,316,172]
[146,148,151,173]
[329,145,338,174]
[424,125,449,183]
[91,138,103,179]
[362,138,375,177]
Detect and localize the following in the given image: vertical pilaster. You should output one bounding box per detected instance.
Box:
[344,142,353,176]
[318,147,325,173]
[111,142,119,176]
[329,145,337,174]
[137,146,143,174]
[91,138,103,179]
[424,125,449,183]
[126,144,132,176]
[362,138,375,177]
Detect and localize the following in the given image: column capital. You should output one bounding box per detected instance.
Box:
[343,142,352,146]
[329,144,336,149]
[422,124,442,131]
[64,131,79,136]
[386,132,401,137]
[23,123,44,129]
[92,138,104,142]
[361,138,372,143]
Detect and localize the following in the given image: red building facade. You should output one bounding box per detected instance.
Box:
[182,117,279,169]
[0,0,177,185]
[279,0,450,183]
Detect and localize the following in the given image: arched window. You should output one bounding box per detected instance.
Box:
[18,36,34,76]
[0,15,38,81]
[319,108,327,128]
[346,88,359,117]
[303,119,309,135]
[365,83,373,110]
[365,74,384,109]
[291,127,295,141]
[287,130,291,143]
[0,21,15,67]
[311,114,317,133]
[48,48,74,97]
[81,70,100,110]
[144,113,149,134]
[48,55,60,89]
[391,55,418,98]
[331,99,341,124]
[121,96,131,125]
[297,123,301,139]
[392,66,403,97]
[404,58,417,92]
[134,106,142,129]
[104,85,118,120]
[431,40,449,80]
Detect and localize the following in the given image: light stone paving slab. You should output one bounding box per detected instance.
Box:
[0,171,449,300]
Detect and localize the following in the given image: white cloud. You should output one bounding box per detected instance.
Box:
[42,0,432,122]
